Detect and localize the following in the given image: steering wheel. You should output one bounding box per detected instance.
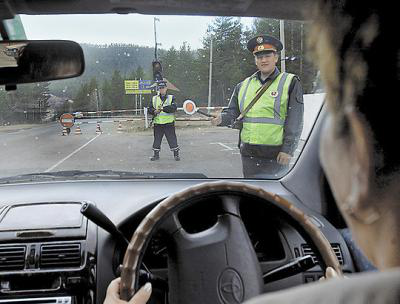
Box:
[120,181,342,303]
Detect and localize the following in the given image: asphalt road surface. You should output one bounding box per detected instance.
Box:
[0,119,247,179]
[0,103,313,180]
[0,94,322,180]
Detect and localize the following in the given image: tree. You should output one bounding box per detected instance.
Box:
[87,77,100,111]
[200,17,249,106]
[0,87,12,123]
[101,79,112,111]
[135,66,145,80]
[48,43,155,99]
[250,18,318,93]
[3,82,52,122]
[109,70,124,110]
[251,18,280,39]
[32,82,51,121]
[74,82,91,111]
[160,43,201,105]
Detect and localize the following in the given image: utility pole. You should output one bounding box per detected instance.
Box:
[154,17,160,60]
[280,19,286,72]
[139,77,142,114]
[300,23,303,78]
[94,88,100,112]
[207,39,213,114]
[97,88,101,111]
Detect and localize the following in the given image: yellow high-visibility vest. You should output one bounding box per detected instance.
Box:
[152,94,175,125]
[238,72,295,146]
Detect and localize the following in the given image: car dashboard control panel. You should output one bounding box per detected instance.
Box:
[0,202,97,304]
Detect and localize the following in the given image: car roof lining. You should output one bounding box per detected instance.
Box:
[2,0,312,20]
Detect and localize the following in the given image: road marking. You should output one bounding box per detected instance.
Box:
[210,142,234,151]
[45,134,101,172]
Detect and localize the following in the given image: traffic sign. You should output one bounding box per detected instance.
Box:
[124,80,139,90]
[125,80,153,94]
[125,89,152,94]
[60,113,75,128]
[139,80,152,89]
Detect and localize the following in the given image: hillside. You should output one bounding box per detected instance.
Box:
[49,43,158,97]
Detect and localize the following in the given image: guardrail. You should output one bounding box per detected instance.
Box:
[72,106,224,129]
[74,106,224,118]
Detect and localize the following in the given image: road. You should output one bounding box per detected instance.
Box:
[1,91,323,180]
[0,120,245,179]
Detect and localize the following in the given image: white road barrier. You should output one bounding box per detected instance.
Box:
[68,93,325,133]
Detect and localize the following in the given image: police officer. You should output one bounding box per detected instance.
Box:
[212,35,304,178]
[148,80,180,161]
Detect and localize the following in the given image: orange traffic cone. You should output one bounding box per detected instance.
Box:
[96,123,102,135]
[62,126,68,136]
[117,121,123,133]
[75,125,82,135]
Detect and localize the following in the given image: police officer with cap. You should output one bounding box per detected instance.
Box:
[148,79,180,161]
[211,35,304,178]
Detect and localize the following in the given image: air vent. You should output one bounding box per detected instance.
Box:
[40,243,81,269]
[0,245,26,271]
[331,244,344,265]
[301,243,344,265]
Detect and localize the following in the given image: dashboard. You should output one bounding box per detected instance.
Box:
[0,179,355,303]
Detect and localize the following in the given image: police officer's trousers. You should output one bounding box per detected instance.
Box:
[152,123,179,151]
[241,155,287,178]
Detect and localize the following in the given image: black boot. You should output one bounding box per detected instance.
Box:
[150,150,160,161]
[173,149,180,161]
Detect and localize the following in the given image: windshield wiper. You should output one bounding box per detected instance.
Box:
[0,170,208,184]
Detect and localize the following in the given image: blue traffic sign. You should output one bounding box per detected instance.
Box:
[139,80,152,90]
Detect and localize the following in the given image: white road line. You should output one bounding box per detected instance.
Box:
[210,142,234,151]
[45,134,101,172]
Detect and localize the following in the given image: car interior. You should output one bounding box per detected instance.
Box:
[0,1,378,303]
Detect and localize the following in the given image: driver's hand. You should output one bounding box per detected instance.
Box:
[103,278,152,304]
[319,267,345,282]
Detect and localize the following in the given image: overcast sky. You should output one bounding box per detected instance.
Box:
[20,14,255,50]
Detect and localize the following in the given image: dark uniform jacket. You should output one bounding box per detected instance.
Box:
[220,68,304,159]
[148,94,177,125]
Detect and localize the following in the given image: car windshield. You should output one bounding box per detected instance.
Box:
[0,14,324,180]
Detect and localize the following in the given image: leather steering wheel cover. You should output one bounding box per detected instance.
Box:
[120,180,342,300]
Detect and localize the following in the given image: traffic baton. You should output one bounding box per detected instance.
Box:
[182,100,216,118]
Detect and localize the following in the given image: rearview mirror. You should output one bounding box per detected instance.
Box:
[0,40,85,86]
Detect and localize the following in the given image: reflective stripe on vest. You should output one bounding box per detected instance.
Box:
[238,72,295,146]
[152,95,175,124]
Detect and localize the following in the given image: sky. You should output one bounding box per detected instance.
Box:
[20,14,255,50]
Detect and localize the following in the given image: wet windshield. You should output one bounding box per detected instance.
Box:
[0,15,324,180]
